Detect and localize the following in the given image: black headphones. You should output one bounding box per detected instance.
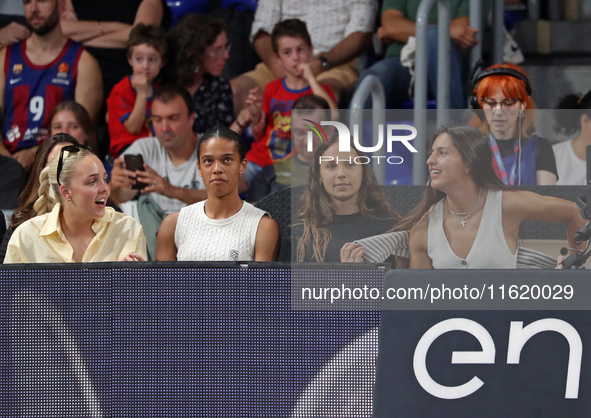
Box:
[468,60,532,110]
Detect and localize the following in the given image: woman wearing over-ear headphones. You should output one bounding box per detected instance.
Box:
[469,63,558,185]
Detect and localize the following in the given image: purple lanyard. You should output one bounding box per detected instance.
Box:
[488,134,519,185]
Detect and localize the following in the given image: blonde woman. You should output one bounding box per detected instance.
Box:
[5,136,146,263]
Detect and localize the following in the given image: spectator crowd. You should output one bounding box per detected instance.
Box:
[0,0,588,266]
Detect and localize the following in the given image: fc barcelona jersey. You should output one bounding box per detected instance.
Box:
[3,39,83,152]
[246,77,334,167]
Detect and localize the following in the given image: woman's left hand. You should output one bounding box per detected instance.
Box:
[340,242,365,263]
[118,252,145,262]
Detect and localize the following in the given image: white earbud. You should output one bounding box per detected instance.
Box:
[519,104,525,118]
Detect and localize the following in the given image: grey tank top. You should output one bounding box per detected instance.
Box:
[427,189,517,269]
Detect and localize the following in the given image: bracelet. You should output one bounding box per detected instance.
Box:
[235,119,246,130]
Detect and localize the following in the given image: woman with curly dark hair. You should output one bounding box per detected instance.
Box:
[292,139,399,263]
[553,90,591,185]
[169,15,247,136]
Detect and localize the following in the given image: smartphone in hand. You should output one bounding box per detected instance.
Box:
[124,154,148,190]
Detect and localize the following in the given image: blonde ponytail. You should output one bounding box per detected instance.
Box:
[34,165,58,215]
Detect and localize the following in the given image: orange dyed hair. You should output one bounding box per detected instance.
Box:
[470,63,536,137]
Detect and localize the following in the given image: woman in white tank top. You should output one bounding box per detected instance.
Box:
[156,127,280,261]
[402,126,585,269]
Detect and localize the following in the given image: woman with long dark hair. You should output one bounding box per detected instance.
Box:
[402,126,583,269]
[293,139,399,263]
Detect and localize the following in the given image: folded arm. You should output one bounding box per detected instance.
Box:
[61,0,163,49]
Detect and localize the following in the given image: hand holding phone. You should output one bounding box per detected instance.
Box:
[123,154,148,190]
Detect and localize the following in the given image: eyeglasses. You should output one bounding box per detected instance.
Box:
[480,97,521,109]
[207,43,231,58]
[57,144,93,186]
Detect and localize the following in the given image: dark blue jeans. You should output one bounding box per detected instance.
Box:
[356,26,468,109]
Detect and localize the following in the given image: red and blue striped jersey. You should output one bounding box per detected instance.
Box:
[3,39,83,152]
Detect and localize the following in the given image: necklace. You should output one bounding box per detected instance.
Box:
[447,187,482,227]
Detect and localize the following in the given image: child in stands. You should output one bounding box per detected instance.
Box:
[243,19,337,188]
[107,24,167,158]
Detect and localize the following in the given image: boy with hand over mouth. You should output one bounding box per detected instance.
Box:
[107,24,167,158]
[243,19,337,188]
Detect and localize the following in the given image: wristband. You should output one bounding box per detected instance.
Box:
[235,119,246,130]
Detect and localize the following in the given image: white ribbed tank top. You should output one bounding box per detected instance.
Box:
[175,200,267,261]
[427,189,517,269]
